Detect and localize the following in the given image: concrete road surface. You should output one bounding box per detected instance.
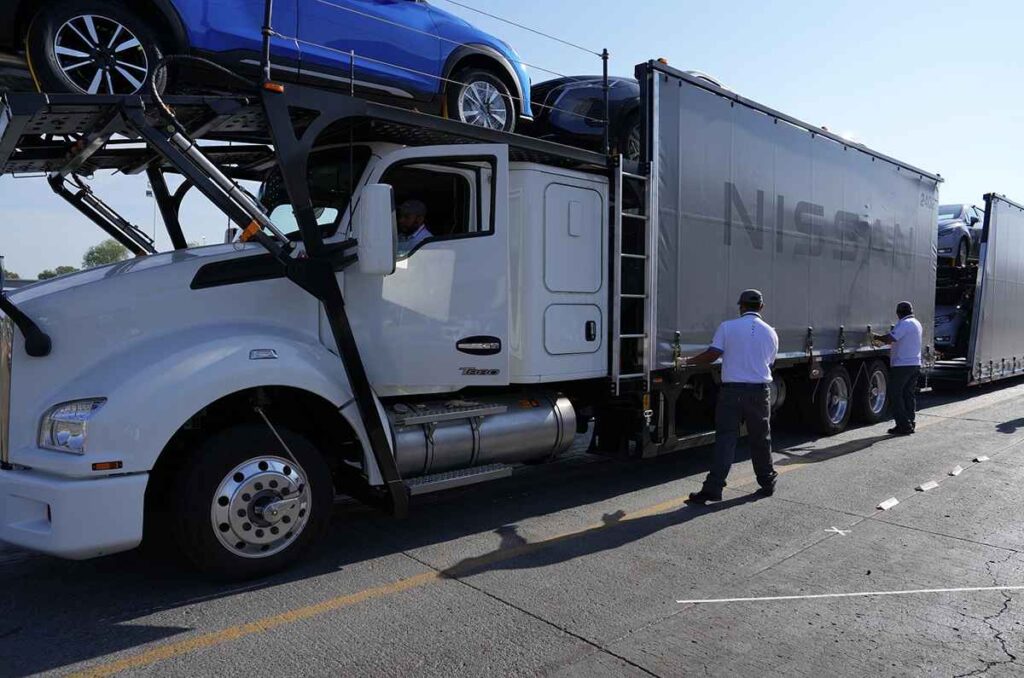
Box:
[3,381,1024,677]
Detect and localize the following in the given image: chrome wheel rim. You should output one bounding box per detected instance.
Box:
[210,456,310,559]
[53,14,149,94]
[826,377,850,425]
[868,370,887,415]
[458,80,509,130]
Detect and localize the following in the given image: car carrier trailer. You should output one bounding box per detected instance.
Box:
[931,194,1024,388]
[0,59,941,577]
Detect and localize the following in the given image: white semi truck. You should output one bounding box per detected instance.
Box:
[0,62,942,577]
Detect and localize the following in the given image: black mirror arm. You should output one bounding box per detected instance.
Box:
[0,293,51,357]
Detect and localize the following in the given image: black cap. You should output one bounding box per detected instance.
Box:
[738,289,764,306]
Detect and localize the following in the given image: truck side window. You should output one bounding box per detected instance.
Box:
[379,161,487,258]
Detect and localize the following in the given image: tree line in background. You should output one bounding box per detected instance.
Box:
[3,239,130,281]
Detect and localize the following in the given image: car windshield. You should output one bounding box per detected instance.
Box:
[938,204,964,220]
[260,146,372,238]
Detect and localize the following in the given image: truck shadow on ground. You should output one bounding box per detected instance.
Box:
[0,386,1015,675]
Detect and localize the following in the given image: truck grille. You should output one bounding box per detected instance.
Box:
[0,315,11,464]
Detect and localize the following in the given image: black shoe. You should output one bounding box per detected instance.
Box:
[887,426,913,436]
[687,490,722,505]
[756,484,775,497]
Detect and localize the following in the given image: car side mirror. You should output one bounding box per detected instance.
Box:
[355,184,397,276]
[969,216,980,226]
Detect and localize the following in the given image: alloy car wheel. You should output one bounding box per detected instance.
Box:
[27,1,166,95]
[449,67,516,133]
[53,15,149,94]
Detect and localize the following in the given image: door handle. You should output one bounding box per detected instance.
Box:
[457,336,502,356]
[585,321,597,342]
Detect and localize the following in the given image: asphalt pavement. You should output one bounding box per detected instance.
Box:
[3,381,1024,677]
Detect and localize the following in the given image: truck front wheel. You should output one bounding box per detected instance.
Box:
[169,423,333,579]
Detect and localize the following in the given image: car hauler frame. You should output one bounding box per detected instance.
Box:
[931,194,1024,387]
[0,54,942,575]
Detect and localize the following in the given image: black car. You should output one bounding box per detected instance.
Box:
[527,71,728,160]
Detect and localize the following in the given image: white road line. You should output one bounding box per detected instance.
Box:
[825,527,850,536]
[677,585,1024,605]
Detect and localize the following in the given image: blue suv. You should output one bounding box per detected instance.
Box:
[0,0,532,132]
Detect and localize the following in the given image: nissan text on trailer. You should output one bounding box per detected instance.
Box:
[0,61,939,577]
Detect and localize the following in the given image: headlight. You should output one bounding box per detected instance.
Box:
[938,248,953,254]
[935,336,951,343]
[39,398,106,454]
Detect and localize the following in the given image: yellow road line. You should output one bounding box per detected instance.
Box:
[72,385,1024,676]
[72,572,440,678]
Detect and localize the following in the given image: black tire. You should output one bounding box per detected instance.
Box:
[619,111,641,162]
[447,66,516,132]
[956,238,969,268]
[854,360,889,424]
[168,423,333,579]
[805,365,853,436]
[26,0,167,95]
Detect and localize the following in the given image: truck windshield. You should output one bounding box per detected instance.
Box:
[259,146,372,238]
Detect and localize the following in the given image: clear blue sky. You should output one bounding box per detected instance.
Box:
[2,0,1021,277]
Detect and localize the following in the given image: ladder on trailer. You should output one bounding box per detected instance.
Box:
[611,158,654,396]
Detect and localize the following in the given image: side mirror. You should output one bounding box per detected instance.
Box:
[969,216,980,226]
[354,184,397,276]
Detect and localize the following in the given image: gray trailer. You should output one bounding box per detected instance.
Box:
[933,194,1024,386]
[598,63,941,452]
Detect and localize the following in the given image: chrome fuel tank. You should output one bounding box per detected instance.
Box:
[387,394,576,477]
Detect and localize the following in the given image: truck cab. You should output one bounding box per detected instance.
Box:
[0,126,606,576]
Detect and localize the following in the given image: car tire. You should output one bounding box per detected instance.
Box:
[26,0,167,95]
[169,423,333,579]
[854,360,889,424]
[447,66,516,132]
[805,365,853,435]
[619,111,642,162]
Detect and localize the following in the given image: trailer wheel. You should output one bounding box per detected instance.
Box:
[26,0,167,95]
[169,423,332,579]
[808,366,853,435]
[854,360,889,424]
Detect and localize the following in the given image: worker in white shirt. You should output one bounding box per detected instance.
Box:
[679,289,780,504]
[397,199,434,256]
[873,301,923,436]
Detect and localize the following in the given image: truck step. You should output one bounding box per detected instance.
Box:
[405,464,513,496]
[391,401,508,426]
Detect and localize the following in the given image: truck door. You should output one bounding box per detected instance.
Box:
[342,145,510,393]
[296,0,442,101]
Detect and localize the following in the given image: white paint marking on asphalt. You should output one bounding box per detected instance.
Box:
[916,481,939,492]
[677,585,1024,605]
[974,456,990,463]
[877,497,900,511]
[825,527,851,536]
[949,465,964,477]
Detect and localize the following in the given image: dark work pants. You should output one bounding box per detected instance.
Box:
[889,366,920,431]
[704,383,776,492]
